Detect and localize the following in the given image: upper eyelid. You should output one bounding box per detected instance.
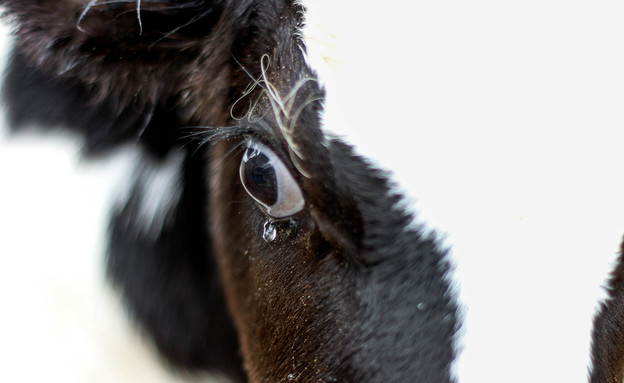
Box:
[201,122,297,176]
[241,129,296,172]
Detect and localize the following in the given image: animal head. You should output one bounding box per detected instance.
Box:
[1,1,459,382]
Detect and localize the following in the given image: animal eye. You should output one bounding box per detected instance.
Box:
[239,141,305,218]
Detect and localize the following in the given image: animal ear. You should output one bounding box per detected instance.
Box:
[2,50,183,155]
[107,147,246,382]
[1,0,227,155]
[1,2,246,379]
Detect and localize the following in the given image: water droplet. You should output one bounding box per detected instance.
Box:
[263,221,277,242]
[283,218,298,236]
[287,373,295,380]
[417,302,427,311]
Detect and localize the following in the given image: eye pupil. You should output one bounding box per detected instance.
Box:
[242,149,278,206]
[239,141,305,218]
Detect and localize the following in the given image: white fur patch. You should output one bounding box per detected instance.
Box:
[300,1,624,382]
[0,22,221,382]
[114,147,185,239]
[0,133,224,382]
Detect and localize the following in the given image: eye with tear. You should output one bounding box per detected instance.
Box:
[239,141,305,218]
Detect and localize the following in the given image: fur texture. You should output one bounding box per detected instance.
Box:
[590,240,624,382]
[1,1,460,382]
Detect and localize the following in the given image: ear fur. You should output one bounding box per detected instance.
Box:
[1,0,249,154]
[2,50,182,156]
[1,2,248,380]
[107,147,246,382]
[2,0,221,105]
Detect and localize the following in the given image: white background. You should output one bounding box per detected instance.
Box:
[0,22,211,383]
[1,2,624,382]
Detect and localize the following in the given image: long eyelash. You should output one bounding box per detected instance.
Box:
[218,140,247,168]
[182,126,250,144]
[180,126,300,181]
[180,125,251,158]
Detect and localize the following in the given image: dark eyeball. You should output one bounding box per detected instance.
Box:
[239,141,304,218]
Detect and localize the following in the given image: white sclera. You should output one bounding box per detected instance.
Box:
[239,141,305,218]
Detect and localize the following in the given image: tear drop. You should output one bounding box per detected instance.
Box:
[263,221,277,242]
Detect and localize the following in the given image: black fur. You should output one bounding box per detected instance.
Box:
[3,50,180,157]
[589,239,624,383]
[1,1,460,382]
[107,147,245,381]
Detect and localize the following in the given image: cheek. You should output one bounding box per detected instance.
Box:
[208,141,354,381]
[208,141,252,324]
[209,140,315,324]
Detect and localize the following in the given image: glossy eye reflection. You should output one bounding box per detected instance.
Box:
[239,141,305,218]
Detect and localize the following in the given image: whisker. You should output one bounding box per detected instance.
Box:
[230,56,272,124]
[282,77,317,116]
[151,8,214,46]
[77,0,100,32]
[109,1,203,13]
[286,94,324,157]
[289,150,312,179]
[231,54,320,178]
[136,0,143,35]
[231,81,259,121]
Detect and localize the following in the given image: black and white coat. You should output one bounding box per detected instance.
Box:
[0,1,623,382]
